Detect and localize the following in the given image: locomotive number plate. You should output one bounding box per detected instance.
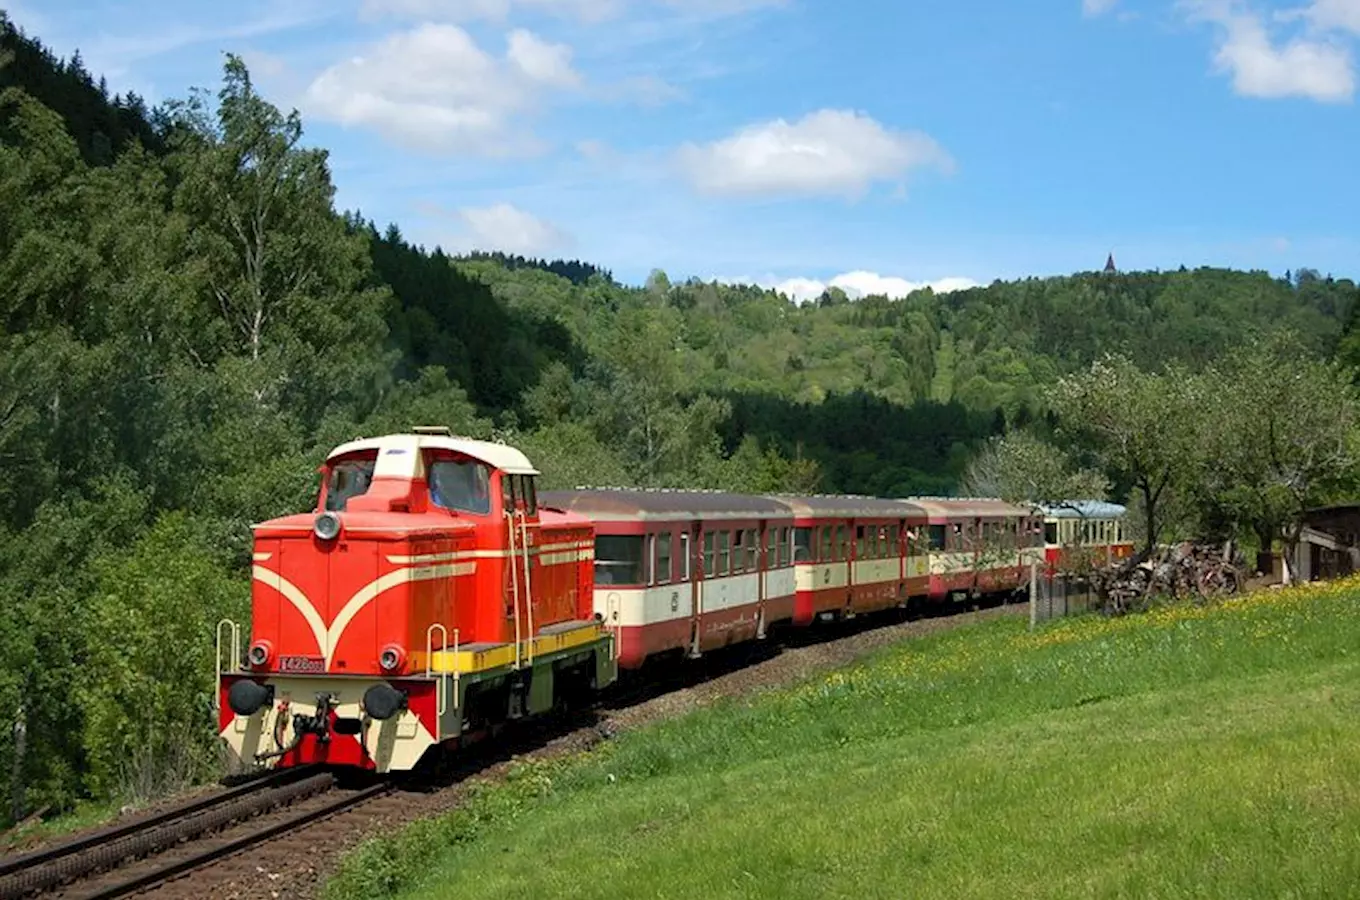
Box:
[278,655,326,673]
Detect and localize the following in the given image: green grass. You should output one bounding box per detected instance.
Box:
[326,578,1360,900]
[1,799,127,852]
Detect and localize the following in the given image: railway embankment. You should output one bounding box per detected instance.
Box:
[325,577,1360,900]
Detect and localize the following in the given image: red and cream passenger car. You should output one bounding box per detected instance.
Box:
[538,489,797,669]
[1036,501,1135,573]
[781,496,929,623]
[908,498,1044,601]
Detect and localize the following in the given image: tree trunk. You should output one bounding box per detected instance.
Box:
[1254,522,1275,577]
[11,704,26,825]
[1142,485,1158,555]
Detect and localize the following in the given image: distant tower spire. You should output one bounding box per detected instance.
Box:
[1104,252,1117,274]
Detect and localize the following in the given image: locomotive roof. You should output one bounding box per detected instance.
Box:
[906,497,1035,519]
[1035,500,1128,519]
[772,495,925,519]
[539,488,793,522]
[326,432,539,475]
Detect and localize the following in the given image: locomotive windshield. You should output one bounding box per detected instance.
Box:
[324,458,375,511]
[428,458,492,515]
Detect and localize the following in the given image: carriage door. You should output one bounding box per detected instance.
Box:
[758,522,772,639]
[688,523,703,658]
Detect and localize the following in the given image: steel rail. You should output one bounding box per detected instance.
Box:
[0,772,335,899]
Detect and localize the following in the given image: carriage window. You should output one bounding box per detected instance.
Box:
[656,532,672,585]
[429,458,492,515]
[855,526,866,559]
[732,531,746,574]
[503,474,519,514]
[929,525,948,551]
[794,527,812,562]
[324,459,375,511]
[595,535,643,585]
[765,529,776,568]
[681,532,690,580]
[717,531,731,576]
[646,534,656,584]
[836,525,849,561]
[703,532,715,578]
[888,526,899,556]
[818,526,831,562]
[747,529,759,570]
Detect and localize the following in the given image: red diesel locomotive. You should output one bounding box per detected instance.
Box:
[215,429,1129,775]
[215,428,614,774]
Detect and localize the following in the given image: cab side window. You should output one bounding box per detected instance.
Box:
[324,458,375,511]
[428,458,492,515]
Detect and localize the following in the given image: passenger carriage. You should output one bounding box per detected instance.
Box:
[908,498,1043,600]
[215,428,614,774]
[538,489,797,669]
[778,496,928,624]
[1036,501,1134,573]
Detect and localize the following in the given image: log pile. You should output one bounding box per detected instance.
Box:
[1090,540,1244,615]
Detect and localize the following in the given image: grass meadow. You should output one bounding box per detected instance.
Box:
[327,578,1360,899]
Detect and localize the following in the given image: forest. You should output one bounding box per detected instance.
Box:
[3,13,1360,826]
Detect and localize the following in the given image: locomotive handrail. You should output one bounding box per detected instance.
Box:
[506,510,523,670]
[214,619,241,712]
[518,511,535,665]
[425,622,449,718]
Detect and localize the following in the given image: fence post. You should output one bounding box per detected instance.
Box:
[1029,562,1038,630]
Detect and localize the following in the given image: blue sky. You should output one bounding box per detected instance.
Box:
[6,0,1360,297]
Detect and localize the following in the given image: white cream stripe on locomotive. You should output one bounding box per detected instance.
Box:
[251,560,476,669]
[385,541,592,567]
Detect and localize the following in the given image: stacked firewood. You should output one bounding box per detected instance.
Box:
[1089,540,1244,616]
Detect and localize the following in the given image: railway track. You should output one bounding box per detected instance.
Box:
[1,598,1017,900]
[0,769,390,900]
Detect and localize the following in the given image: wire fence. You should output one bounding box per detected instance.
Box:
[1028,565,1097,627]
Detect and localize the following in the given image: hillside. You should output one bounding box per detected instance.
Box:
[326,578,1360,900]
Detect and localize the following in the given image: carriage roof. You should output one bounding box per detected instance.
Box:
[1035,500,1128,519]
[539,488,793,522]
[906,497,1035,519]
[772,495,925,519]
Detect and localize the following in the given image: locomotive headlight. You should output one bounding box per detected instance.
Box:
[314,511,341,541]
[248,640,273,668]
[378,644,406,672]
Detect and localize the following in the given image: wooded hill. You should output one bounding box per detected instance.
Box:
[3,14,1359,824]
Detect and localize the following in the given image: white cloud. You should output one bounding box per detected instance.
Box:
[1082,0,1119,16]
[454,203,574,256]
[1300,0,1360,35]
[1185,0,1354,102]
[507,28,583,87]
[676,109,952,199]
[303,24,581,154]
[719,271,979,303]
